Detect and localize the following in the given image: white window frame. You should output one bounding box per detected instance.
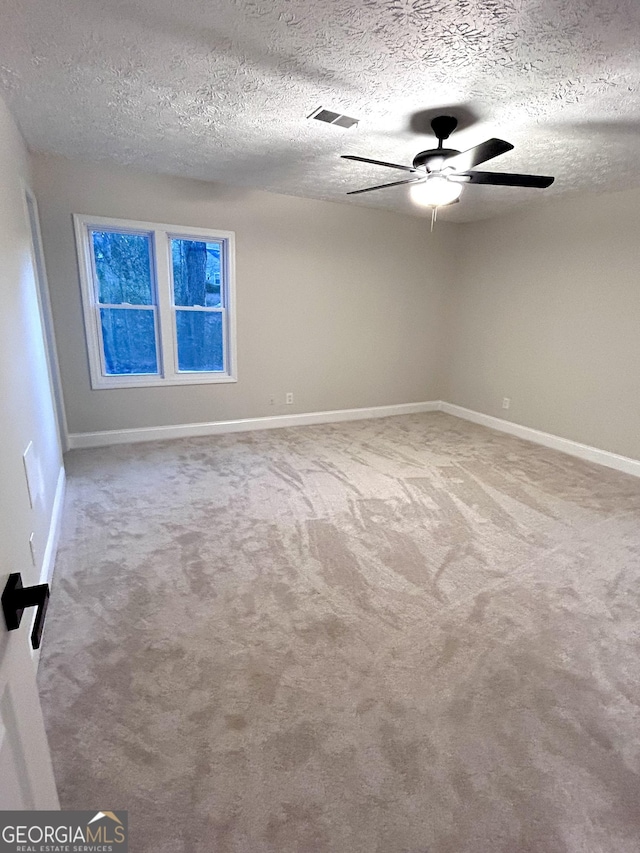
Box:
[74,214,237,389]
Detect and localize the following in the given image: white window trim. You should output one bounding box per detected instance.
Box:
[73,214,237,390]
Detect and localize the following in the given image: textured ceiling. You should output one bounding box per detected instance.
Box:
[2,0,640,221]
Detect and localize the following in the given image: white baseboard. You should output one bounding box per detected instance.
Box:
[67,401,441,449]
[66,400,640,478]
[440,402,640,478]
[39,465,66,586]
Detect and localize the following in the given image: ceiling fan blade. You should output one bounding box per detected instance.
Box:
[346,178,425,195]
[443,138,514,172]
[451,171,554,188]
[341,155,416,173]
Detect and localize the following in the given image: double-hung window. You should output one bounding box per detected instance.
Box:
[74,215,236,388]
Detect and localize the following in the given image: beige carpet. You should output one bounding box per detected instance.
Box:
[38,412,640,853]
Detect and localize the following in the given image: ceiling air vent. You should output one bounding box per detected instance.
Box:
[308,107,359,129]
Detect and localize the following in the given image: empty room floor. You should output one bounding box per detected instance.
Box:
[38,412,640,852]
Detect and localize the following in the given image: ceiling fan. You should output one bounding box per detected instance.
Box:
[341,116,554,208]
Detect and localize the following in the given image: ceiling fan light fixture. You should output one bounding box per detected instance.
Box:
[410,175,463,207]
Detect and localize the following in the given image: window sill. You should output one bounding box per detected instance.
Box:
[90,374,238,390]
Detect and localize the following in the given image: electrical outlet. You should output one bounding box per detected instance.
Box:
[502,397,511,410]
[269,396,275,406]
[286,392,294,405]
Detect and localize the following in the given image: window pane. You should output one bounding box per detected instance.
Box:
[91,231,153,305]
[176,310,223,372]
[171,238,222,307]
[100,308,158,375]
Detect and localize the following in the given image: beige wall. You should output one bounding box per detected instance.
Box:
[29,151,640,462]
[445,189,640,459]
[32,154,455,435]
[0,96,63,643]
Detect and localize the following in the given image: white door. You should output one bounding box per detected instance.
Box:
[0,583,59,809]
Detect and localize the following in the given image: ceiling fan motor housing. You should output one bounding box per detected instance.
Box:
[412,149,460,171]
